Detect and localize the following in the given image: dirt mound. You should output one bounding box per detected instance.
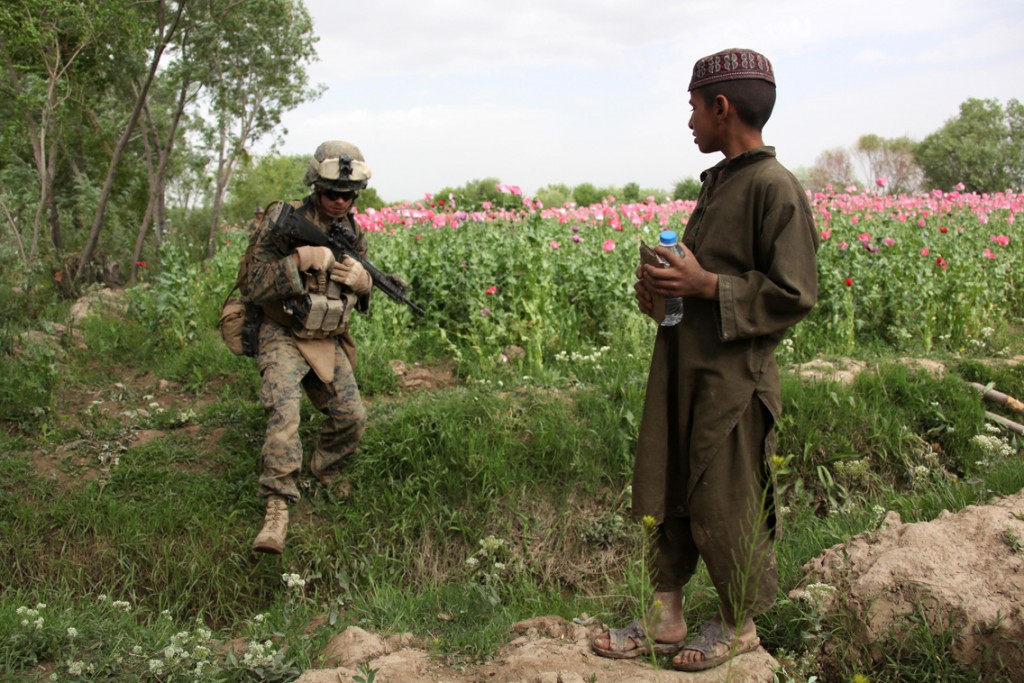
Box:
[297,616,780,683]
[390,359,459,390]
[791,490,1024,673]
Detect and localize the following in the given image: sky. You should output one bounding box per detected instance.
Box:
[268,0,1024,203]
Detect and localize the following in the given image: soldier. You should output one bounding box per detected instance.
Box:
[247,205,265,231]
[241,140,375,554]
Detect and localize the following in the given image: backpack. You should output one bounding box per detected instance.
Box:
[218,235,263,357]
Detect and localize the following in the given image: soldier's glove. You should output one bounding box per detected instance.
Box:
[294,246,335,272]
[390,273,409,291]
[330,257,372,295]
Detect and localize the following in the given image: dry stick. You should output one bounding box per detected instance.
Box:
[969,382,1024,415]
[985,411,1024,435]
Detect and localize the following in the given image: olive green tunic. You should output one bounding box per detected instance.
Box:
[633,146,818,523]
[633,149,817,618]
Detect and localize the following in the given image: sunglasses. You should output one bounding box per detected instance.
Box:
[322,188,359,201]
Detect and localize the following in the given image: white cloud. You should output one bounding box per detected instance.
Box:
[271,0,1024,201]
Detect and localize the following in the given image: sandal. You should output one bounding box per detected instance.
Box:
[590,620,686,659]
[671,620,760,671]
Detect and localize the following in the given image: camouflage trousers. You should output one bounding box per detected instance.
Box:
[256,322,366,502]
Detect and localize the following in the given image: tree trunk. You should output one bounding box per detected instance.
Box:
[76,1,185,283]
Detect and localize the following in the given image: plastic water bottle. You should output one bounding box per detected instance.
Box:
[659,230,685,327]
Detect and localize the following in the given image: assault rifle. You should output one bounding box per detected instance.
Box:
[272,204,425,317]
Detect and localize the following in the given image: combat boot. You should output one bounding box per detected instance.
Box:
[252,495,289,554]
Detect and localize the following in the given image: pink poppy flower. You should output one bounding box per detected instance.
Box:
[549,241,560,249]
[983,248,996,259]
[485,286,498,295]
[603,239,616,252]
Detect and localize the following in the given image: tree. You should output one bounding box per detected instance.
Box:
[76,0,187,283]
[535,183,572,208]
[433,177,505,211]
[853,135,923,195]
[0,0,120,264]
[198,0,320,258]
[672,178,701,201]
[621,182,641,203]
[225,153,307,223]
[915,98,1024,193]
[571,182,604,207]
[804,148,858,192]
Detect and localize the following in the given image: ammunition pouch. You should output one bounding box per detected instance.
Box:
[282,279,355,339]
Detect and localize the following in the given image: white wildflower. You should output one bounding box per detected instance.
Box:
[972,434,1014,458]
[282,573,306,589]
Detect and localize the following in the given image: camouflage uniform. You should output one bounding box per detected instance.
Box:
[243,196,370,502]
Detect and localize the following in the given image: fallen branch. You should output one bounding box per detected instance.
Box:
[985,411,1024,435]
[969,382,1024,415]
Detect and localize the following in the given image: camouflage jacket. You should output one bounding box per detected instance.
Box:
[241,195,371,330]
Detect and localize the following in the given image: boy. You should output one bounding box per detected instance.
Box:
[592,48,819,671]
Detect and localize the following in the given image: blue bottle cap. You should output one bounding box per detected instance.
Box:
[659,230,678,246]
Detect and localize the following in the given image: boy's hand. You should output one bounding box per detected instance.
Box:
[642,243,718,300]
[634,264,654,317]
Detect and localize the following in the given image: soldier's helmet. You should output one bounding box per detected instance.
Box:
[303,140,372,191]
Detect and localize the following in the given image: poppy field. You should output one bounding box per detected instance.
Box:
[337,184,1024,375]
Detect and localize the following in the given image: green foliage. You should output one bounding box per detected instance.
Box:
[672,177,702,200]
[534,183,573,207]
[225,154,309,227]
[915,98,1024,192]
[571,182,605,207]
[802,194,1022,357]
[0,342,58,429]
[433,177,509,211]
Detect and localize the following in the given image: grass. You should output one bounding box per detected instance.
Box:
[1,195,1023,680]
[2,314,1021,681]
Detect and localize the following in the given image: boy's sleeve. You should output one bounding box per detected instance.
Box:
[716,180,819,342]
